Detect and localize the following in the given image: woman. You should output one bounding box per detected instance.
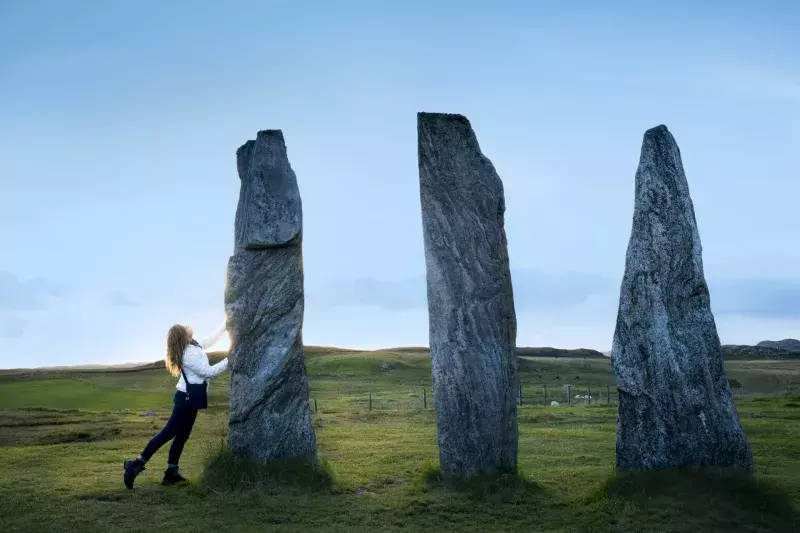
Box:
[123,322,229,489]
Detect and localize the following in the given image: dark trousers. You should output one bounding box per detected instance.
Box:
[140,391,198,466]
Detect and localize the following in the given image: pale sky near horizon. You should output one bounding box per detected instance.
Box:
[1,1,799,368]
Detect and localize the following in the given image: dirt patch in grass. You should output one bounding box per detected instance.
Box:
[38,426,123,445]
[0,411,155,446]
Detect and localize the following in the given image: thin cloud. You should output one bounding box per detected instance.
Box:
[316,276,424,310]
[0,314,26,339]
[106,290,140,307]
[511,270,610,311]
[0,271,66,311]
[708,62,800,105]
[314,269,612,312]
[710,277,800,319]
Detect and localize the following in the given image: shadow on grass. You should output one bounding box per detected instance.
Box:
[596,467,798,531]
[421,463,541,503]
[201,440,336,496]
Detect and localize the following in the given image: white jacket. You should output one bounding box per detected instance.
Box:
[176,323,229,392]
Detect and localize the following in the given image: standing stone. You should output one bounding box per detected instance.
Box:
[225,130,316,461]
[418,112,518,478]
[612,125,752,471]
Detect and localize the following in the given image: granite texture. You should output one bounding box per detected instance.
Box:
[611,125,752,472]
[225,130,316,461]
[417,112,518,478]
[234,130,302,251]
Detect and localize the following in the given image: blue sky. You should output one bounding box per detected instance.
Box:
[1,0,799,367]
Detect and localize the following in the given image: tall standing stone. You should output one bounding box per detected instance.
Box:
[418,112,518,478]
[612,125,752,471]
[225,130,317,461]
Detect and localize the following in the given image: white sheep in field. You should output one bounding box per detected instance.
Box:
[550,401,560,407]
[574,395,593,400]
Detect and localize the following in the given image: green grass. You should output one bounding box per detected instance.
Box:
[0,350,798,532]
[725,359,800,395]
[202,443,335,494]
[0,378,171,412]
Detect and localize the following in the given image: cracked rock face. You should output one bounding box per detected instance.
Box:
[225,130,316,461]
[612,125,752,472]
[418,112,518,478]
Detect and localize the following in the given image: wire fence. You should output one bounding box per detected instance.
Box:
[519,383,618,407]
[309,383,751,413]
[309,383,622,413]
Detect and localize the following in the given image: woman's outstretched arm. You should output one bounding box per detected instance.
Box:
[199,320,228,350]
[182,346,228,379]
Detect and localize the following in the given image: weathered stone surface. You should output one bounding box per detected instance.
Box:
[417,112,518,478]
[234,130,302,251]
[225,130,316,461]
[612,125,752,471]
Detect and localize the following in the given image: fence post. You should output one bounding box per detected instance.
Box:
[314,397,317,413]
[567,385,571,406]
[544,384,548,406]
[423,389,427,409]
[519,382,523,405]
[369,392,372,411]
[588,386,592,406]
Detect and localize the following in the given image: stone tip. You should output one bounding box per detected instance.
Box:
[236,139,255,156]
[254,130,287,154]
[643,124,673,141]
[235,140,256,180]
[417,112,471,128]
[639,124,681,160]
[256,129,285,141]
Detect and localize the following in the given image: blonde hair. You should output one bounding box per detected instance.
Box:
[166,324,193,377]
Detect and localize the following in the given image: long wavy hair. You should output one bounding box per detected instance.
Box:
[166,324,193,377]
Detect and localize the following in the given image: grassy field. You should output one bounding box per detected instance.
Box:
[0,349,798,532]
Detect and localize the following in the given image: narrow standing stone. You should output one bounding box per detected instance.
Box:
[417,112,518,478]
[612,125,752,471]
[225,130,316,461]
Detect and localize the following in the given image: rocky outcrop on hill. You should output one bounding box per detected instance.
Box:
[722,343,800,360]
[756,339,800,351]
[516,347,606,358]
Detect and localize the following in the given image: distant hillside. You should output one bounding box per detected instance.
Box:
[756,338,800,351]
[126,343,800,368]
[367,346,605,358]
[132,346,354,370]
[0,345,608,374]
[373,347,431,355]
[722,340,800,360]
[215,346,605,360]
[516,347,606,359]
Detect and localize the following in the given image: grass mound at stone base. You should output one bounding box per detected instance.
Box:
[201,441,335,495]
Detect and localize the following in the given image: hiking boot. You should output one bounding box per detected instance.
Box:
[123,458,146,489]
[162,466,188,486]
